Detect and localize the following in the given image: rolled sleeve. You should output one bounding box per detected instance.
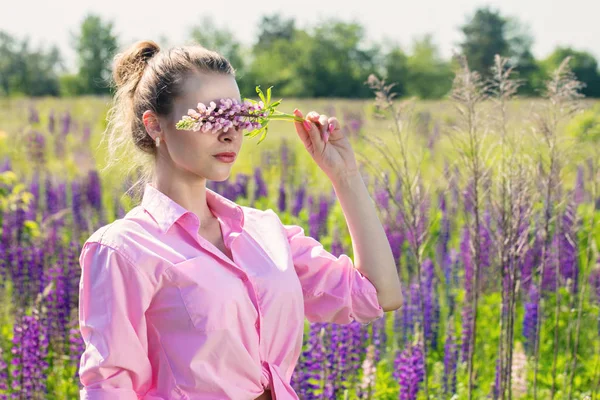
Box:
[283,224,384,325]
[78,241,154,399]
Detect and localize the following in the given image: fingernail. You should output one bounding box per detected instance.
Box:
[303,120,311,131]
[328,123,334,133]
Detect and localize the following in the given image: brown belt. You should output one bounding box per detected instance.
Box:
[254,389,272,400]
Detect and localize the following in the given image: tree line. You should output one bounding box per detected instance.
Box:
[1,7,599,99]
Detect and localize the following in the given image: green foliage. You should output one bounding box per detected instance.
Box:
[71,13,119,95]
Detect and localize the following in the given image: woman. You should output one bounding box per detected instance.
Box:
[77,39,403,400]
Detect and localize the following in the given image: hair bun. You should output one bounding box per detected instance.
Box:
[113,40,161,90]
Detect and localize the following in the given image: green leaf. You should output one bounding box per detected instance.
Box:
[256,85,266,104]
[266,86,272,106]
[257,126,269,144]
[270,99,282,108]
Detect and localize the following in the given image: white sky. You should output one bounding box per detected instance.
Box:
[2,0,598,73]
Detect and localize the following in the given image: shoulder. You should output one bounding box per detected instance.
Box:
[81,207,151,262]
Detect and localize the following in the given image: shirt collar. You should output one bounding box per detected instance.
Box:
[141,182,245,234]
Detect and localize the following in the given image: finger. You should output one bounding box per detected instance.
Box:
[293,109,311,148]
[327,116,343,141]
[303,116,325,154]
[307,111,320,122]
[317,114,329,142]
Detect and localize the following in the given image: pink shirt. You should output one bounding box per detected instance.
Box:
[78,182,383,399]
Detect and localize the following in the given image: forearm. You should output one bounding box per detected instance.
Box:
[331,172,403,311]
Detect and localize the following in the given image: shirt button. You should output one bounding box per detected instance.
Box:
[242,276,249,282]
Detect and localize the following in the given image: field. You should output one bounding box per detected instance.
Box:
[1,73,600,399]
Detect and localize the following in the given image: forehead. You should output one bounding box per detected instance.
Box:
[178,71,241,107]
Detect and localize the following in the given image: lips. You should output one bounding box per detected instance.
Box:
[213,152,237,163]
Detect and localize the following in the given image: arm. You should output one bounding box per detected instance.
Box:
[331,172,403,312]
[78,241,154,399]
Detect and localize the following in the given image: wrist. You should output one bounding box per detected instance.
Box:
[331,170,363,190]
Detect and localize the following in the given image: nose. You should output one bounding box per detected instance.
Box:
[219,127,241,143]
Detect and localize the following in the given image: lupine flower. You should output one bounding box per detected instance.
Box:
[175,86,304,144]
[253,168,268,200]
[48,110,55,133]
[422,258,439,348]
[10,314,49,397]
[357,344,376,399]
[559,201,578,292]
[394,343,425,400]
[523,284,539,354]
[0,346,8,393]
[443,323,458,395]
[277,180,287,212]
[291,184,306,217]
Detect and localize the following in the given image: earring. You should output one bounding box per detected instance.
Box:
[155,136,161,147]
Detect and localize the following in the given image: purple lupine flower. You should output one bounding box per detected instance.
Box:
[277,181,287,212]
[463,180,474,214]
[61,111,72,135]
[443,322,458,395]
[437,192,450,267]
[331,227,344,258]
[375,183,390,210]
[43,266,69,356]
[234,173,249,199]
[317,195,330,239]
[394,343,425,400]
[253,168,268,200]
[307,196,320,241]
[291,185,306,217]
[372,316,387,364]
[443,249,458,315]
[523,284,539,354]
[385,223,404,268]
[48,110,55,134]
[422,258,439,349]
[86,170,103,211]
[10,314,49,397]
[461,226,473,298]
[559,201,578,293]
[83,122,92,143]
[461,305,473,363]
[573,164,585,204]
[26,130,46,166]
[28,105,39,123]
[291,322,326,399]
[0,346,8,392]
[589,263,600,335]
[541,234,559,292]
[26,171,40,222]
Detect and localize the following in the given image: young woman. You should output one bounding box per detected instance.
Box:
[77,39,403,400]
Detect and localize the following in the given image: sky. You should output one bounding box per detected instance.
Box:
[2,0,598,73]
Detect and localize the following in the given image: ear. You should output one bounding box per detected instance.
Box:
[142,110,163,140]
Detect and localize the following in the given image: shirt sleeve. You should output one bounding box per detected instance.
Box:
[283,223,384,325]
[78,241,154,400]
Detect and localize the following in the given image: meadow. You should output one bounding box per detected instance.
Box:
[0,58,599,399]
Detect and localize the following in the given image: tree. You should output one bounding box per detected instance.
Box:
[71,13,119,95]
[0,31,63,97]
[256,13,296,49]
[405,35,454,99]
[188,16,250,95]
[297,20,379,98]
[541,47,600,97]
[459,7,509,77]
[384,45,410,98]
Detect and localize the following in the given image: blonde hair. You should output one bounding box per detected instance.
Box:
[99,40,235,203]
